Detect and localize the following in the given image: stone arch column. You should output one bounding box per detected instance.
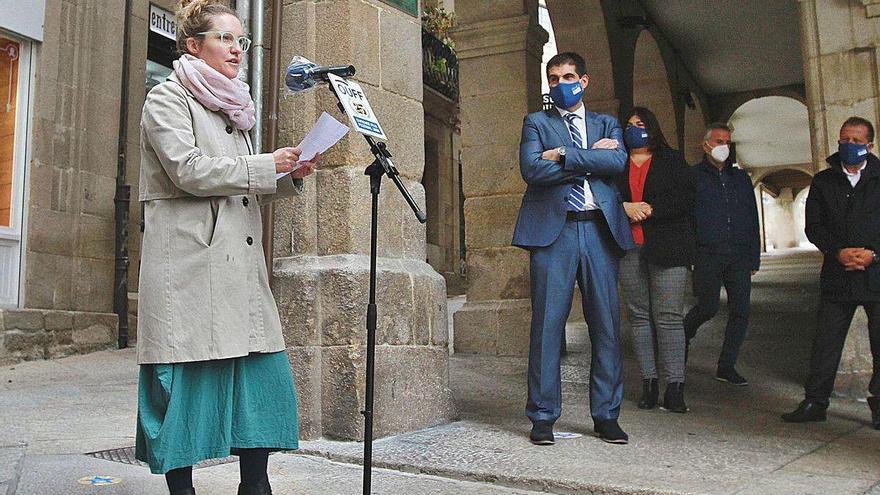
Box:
[452,0,548,355]
[546,0,618,115]
[632,31,676,144]
[683,95,707,163]
[270,0,454,440]
[793,186,811,248]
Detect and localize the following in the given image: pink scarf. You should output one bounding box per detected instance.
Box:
[173,54,256,131]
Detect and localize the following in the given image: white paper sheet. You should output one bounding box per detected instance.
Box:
[276,112,350,179]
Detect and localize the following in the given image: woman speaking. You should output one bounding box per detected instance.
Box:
[135,1,317,494]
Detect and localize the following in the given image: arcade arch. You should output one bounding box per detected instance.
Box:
[727,96,814,252]
[631,30,676,145]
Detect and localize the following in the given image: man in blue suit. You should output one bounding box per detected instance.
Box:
[514,52,634,445]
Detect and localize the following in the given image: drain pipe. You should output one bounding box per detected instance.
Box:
[236,0,251,84]
[250,0,264,153]
[260,0,283,283]
[114,0,134,348]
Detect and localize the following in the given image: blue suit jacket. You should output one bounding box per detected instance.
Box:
[512,108,635,252]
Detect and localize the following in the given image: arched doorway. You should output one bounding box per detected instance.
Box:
[756,169,814,251]
[729,96,813,252]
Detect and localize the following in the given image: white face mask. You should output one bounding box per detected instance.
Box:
[710,144,730,163]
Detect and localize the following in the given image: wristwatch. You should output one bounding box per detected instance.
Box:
[557,146,566,164]
[873,250,879,265]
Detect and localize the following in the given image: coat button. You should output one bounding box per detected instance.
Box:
[242,197,249,207]
[246,236,253,245]
[226,125,233,134]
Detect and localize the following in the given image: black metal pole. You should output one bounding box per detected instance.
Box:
[324,81,426,495]
[114,0,133,349]
[362,161,382,495]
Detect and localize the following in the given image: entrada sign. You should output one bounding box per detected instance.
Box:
[149,4,177,41]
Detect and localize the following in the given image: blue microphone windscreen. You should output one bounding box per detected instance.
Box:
[285,61,319,92]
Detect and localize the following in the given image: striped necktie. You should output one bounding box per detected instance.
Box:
[565,113,587,211]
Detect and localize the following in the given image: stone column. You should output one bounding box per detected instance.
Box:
[799,0,880,397]
[269,0,454,440]
[452,1,547,356]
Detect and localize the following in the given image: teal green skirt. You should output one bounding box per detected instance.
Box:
[135,351,299,474]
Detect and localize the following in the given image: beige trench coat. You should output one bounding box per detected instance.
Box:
[137,73,300,364]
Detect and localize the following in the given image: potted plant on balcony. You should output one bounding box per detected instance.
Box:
[422,5,455,48]
[422,6,457,99]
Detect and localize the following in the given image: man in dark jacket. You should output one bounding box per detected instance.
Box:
[684,122,760,386]
[782,117,880,429]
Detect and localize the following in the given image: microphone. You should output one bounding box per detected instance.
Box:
[285,56,356,93]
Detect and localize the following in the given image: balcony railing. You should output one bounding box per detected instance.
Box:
[422,29,459,101]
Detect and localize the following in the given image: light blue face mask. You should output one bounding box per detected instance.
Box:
[839,142,870,166]
[549,80,584,110]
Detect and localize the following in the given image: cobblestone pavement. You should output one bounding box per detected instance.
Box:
[2,250,880,494]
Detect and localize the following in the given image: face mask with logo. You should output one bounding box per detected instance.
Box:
[549,80,584,110]
[839,142,870,166]
[710,144,730,163]
[624,126,650,149]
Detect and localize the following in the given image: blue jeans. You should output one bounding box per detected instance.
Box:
[683,252,752,369]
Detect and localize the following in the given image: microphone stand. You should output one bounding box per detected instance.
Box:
[325,79,426,495]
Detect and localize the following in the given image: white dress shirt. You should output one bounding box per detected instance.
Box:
[557,104,598,210]
[842,161,867,187]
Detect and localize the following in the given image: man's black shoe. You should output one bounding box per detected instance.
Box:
[593,419,629,444]
[868,396,880,430]
[781,399,828,423]
[661,382,688,413]
[529,421,555,445]
[638,378,658,409]
[715,366,749,386]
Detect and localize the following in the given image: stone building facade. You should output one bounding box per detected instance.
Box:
[1,0,879,442]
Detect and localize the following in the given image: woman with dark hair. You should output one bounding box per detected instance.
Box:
[135,0,319,493]
[617,106,695,413]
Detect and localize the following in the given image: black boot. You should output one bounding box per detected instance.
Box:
[170,489,195,495]
[238,479,272,495]
[638,378,659,409]
[781,399,828,423]
[868,396,880,430]
[661,382,688,413]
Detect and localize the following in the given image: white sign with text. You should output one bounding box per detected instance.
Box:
[149,4,177,41]
[327,73,387,141]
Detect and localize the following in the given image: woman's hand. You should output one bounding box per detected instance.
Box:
[292,153,321,179]
[273,147,302,174]
[623,201,652,223]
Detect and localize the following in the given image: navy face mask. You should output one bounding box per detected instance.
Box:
[549,80,584,110]
[839,142,870,166]
[624,126,650,149]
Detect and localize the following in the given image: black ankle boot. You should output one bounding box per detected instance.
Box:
[238,479,272,495]
[661,382,688,413]
[638,378,658,409]
[868,396,880,430]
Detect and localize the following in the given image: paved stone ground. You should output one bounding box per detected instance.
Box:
[1,250,879,494]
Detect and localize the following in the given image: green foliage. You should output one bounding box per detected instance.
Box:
[422,6,456,48]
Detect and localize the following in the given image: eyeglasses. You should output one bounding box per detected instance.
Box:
[196,31,252,52]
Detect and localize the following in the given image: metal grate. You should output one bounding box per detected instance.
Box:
[422,29,459,101]
[85,446,238,469]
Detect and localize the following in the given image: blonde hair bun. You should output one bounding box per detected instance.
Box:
[174,0,237,55]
